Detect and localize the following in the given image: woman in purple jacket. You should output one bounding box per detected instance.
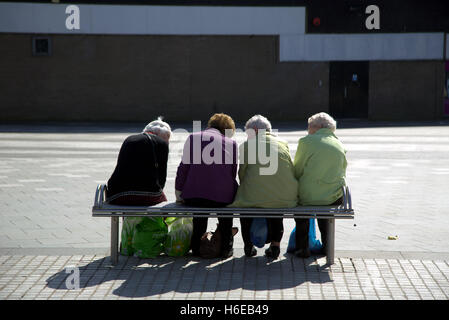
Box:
[175,113,238,258]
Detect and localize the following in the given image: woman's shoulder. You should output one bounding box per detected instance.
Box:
[221,134,238,147]
[147,133,169,151]
[272,135,288,146]
[297,134,313,145]
[125,133,168,150]
[121,133,147,147]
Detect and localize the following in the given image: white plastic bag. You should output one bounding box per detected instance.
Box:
[164,217,193,257]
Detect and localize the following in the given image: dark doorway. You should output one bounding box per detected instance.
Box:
[329,61,369,118]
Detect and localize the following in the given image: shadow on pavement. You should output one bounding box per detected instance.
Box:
[45,253,332,298]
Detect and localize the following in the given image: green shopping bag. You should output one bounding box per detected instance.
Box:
[132,217,168,258]
[164,217,193,257]
[120,217,143,256]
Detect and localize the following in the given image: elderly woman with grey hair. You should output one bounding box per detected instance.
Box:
[292,112,347,258]
[229,115,298,259]
[106,117,171,206]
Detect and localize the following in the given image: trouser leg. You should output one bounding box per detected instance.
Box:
[294,218,309,251]
[217,217,233,252]
[267,218,284,243]
[240,217,253,246]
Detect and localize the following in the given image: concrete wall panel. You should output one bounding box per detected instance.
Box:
[280,33,445,61]
[0,3,306,35]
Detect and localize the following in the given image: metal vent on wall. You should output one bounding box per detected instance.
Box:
[32,36,51,56]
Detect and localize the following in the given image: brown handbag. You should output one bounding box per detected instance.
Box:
[199,225,238,258]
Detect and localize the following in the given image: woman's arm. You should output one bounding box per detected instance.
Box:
[237,142,247,183]
[175,135,192,192]
[232,140,239,180]
[293,139,307,179]
[158,140,169,190]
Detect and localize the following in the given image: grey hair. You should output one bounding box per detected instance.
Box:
[308,112,337,132]
[142,116,172,141]
[244,114,272,132]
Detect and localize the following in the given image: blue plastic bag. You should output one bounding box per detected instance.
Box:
[287,218,323,253]
[250,218,268,248]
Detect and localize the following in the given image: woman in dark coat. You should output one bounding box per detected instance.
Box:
[107,117,172,206]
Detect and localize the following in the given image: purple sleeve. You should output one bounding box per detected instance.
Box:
[232,140,238,179]
[175,135,192,191]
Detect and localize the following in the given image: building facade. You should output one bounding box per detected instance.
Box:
[0,0,448,122]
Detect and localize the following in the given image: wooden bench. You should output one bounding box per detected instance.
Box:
[92,184,354,265]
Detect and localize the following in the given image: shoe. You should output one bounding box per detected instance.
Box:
[294,248,311,258]
[191,250,201,257]
[220,231,235,258]
[265,246,280,259]
[244,244,257,257]
[221,247,234,259]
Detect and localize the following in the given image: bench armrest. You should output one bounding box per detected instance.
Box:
[94,184,107,208]
[346,185,352,210]
[341,185,353,210]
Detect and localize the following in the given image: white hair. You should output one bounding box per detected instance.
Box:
[142,116,172,141]
[244,114,272,132]
[308,112,337,132]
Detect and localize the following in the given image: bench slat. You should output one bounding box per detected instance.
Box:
[91,184,354,219]
[92,211,354,219]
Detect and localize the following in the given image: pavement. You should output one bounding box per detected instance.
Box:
[1,120,449,301]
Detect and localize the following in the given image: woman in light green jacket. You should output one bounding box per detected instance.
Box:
[228,115,298,259]
[293,112,347,258]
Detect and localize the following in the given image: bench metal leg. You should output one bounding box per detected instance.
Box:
[325,219,335,265]
[111,216,119,265]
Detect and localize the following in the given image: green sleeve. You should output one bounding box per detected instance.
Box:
[238,142,248,183]
[293,139,307,179]
[238,162,247,183]
[284,141,294,163]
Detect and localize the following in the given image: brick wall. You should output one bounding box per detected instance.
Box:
[0,34,444,122]
[0,34,328,123]
[369,60,444,120]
